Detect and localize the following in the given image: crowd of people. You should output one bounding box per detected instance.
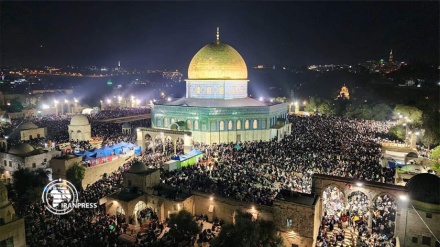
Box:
[2,110,413,246]
[161,115,397,207]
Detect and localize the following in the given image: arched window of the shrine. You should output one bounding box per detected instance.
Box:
[187,120,192,130]
[194,121,199,130]
[228,120,233,130]
[164,118,169,127]
[236,120,241,130]
[219,121,225,131]
[171,118,175,124]
[245,120,250,129]
[253,120,258,129]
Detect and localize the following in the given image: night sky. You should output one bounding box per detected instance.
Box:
[1,1,439,68]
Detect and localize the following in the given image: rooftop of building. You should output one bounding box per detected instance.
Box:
[276,190,318,206]
[156,97,281,108]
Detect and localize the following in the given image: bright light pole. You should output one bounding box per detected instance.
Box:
[54,99,59,115]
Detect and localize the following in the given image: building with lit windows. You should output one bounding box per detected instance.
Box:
[150,29,291,144]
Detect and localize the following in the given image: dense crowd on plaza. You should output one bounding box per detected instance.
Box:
[1,109,414,246]
[162,115,396,205]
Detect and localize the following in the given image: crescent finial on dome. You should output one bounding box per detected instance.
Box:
[216,27,220,42]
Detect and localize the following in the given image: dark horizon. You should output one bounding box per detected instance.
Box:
[1,1,439,69]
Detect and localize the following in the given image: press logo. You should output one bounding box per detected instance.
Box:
[42,178,97,215]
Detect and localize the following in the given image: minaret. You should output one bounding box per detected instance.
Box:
[389,49,393,63]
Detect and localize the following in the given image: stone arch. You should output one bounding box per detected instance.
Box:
[116,206,125,215]
[194,120,199,130]
[144,134,153,149]
[228,120,233,130]
[219,121,225,131]
[371,193,397,238]
[186,120,192,130]
[133,201,147,225]
[347,191,371,226]
[170,123,179,130]
[321,184,346,217]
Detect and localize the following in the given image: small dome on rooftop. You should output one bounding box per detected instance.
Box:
[70,114,89,126]
[17,121,38,130]
[129,161,148,173]
[406,173,440,204]
[8,143,35,155]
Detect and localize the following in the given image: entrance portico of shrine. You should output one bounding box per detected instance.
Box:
[136,127,193,154]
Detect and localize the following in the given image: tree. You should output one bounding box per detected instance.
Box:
[12,168,49,206]
[167,209,200,244]
[431,146,440,161]
[371,104,392,121]
[422,110,440,148]
[394,104,423,125]
[388,126,405,141]
[7,98,24,112]
[210,212,283,247]
[66,163,85,188]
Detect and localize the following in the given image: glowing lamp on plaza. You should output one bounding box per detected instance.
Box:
[259,97,264,102]
[356,182,363,187]
[209,196,214,201]
[106,99,112,104]
[42,104,50,109]
[399,195,408,201]
[167,97,172,102]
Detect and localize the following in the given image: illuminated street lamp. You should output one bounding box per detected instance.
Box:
[54,99,59,115]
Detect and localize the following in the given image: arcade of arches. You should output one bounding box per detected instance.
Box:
[136,127,192,154]
[314,175,407,246]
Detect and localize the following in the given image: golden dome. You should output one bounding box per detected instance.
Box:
[188,41,248,80]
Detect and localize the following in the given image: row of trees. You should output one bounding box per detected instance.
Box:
[302,97,440,150]
[304,96,392,121]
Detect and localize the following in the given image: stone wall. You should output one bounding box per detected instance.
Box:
[402,200,440,247]
[82,155,132,189]
[0,218,26,247]
[273,200,316,247]
[191,191,273,224]
[50,156,83,180]
[20,128,45,141]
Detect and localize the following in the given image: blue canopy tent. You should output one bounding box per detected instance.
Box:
[96,146,114,157]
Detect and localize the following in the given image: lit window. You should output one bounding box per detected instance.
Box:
[194,121,199,130]
[187,120,192,130]
[219,121,224,131]
[286,218,293,227]
[253,120,258,129]
[237,120,241,130]
[164,118,169,126]
[171,118,175,123]
[245,120,250,129]
[228,120,233,130]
